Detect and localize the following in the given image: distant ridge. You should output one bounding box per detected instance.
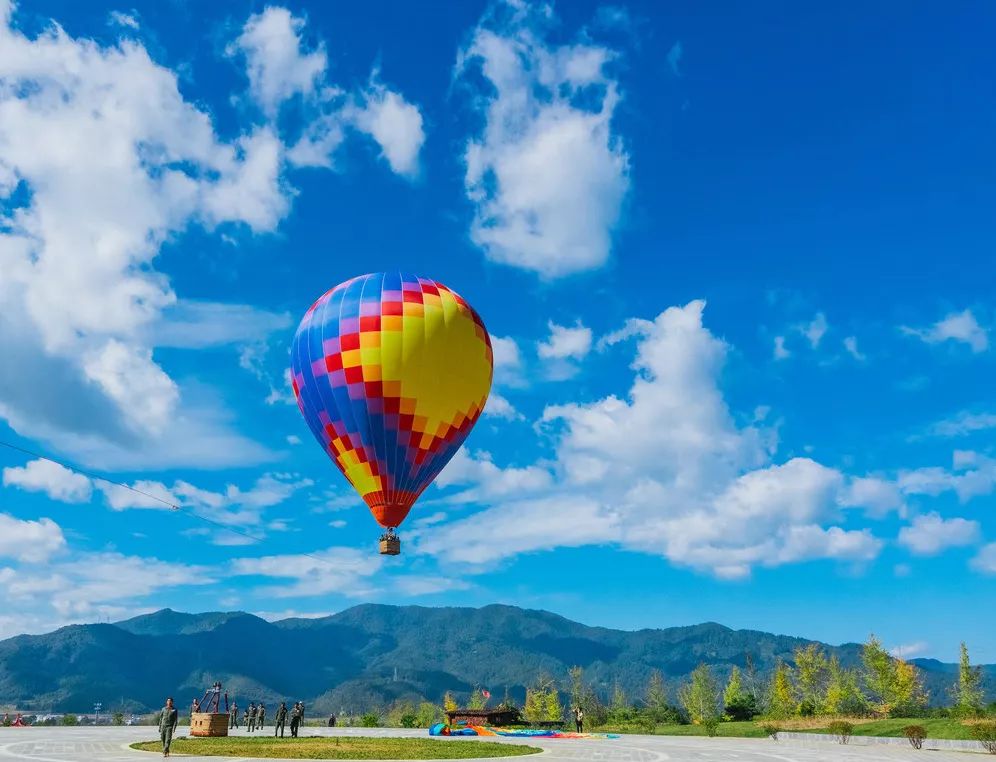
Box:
[0,603,991,713]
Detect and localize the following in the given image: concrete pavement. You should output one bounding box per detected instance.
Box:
[0,725,986,761]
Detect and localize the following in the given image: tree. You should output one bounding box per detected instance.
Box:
[607,681,633,724]
[822,656,867,716]
[862,635,894,714]
[679,664,720,725]
[112,712,124,726]
[794,644,829,715]
[953,642,984,718]
[443,692,457,713]
[645,670,670,722]
[566,666,607,727]
[862,634,926,716]
[767,660,795,719]
[723,666,757,721]
[467,687,485,710]
[415,702,442,728]
[544,686,563,723]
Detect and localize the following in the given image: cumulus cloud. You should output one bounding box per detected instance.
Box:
[0,513,66,562]
[420,301,881,578]
[971,543,996,575]
[843,336,866,361]
[921,410,996,439]
[797,313,829,349]
[347,77,425,178]
[2,459,93,503]
[458,1,630,277]
[538,321,593,360]
[229,6,328,117]
[898,451,996,504]
[898,512,980,555]
[0,3,422,469]
[773,335,790,360]
[901,309,989,353]
[231,546,382,598]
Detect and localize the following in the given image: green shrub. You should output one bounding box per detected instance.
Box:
[634,713,656,734]
[826,720,853,745]
[61,714,78,726]
[399,713,418,729]
[759,722,781,741]
[971,722,996,754]
[723,694,757,722]
[112,712,124,726]
[902,725,926,750]
[360,713,380,728]
[701,717,719,737]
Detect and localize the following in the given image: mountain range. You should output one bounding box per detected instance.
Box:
[0,604,992,713]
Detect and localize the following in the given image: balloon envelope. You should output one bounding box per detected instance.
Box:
[291,273,493,528]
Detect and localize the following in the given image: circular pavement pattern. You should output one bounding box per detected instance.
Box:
[0,726,979,762]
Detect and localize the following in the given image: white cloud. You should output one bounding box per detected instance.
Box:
[923,410,996,439]
[797,313,828,349]
[901,309,989,353]
[773,335,790,360]
[231,546,382,598]
[108,11,139,30]
[286,435,302,445]
[898,512,980,556]
[229,6,327,118]
[843,336,866,361]
[101,480,178,511]
[419,301,881,578]
[889,642,928,659]
[840,476,904,518]
[483,392,522,420]
[971,543,996,574]
[0,3,423,470]
[0,513,65,562]
[597,318,653,350]
[146,301,291,349]
[348,77,425,178]
[538,321,592,360]
[458,1,630,277]
[2,459,92,503]
[898,451,996,503]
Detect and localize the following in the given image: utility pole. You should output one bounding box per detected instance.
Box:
[94,702,102,726]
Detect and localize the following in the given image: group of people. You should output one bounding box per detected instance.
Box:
[223,699,305,737]
[225,701,268,732]
[1,713,26,727]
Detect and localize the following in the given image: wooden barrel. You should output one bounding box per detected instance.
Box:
[379,536,401,555]
[189,712,229,737]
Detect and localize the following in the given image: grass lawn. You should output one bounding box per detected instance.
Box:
[131,737,542,759]
[599,718,985,741]
[796,718,981,741]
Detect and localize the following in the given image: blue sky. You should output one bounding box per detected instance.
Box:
[0,0,994,665]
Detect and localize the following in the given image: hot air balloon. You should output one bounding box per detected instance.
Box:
[290,273,493,555]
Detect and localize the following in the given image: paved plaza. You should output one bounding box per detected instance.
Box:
[0,726,986,762]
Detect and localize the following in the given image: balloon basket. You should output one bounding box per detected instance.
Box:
[190,713,229,737]
[379,536,401,555]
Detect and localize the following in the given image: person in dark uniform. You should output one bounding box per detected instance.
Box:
[243,704,252,731]
[573,706,584,733]
[257,703,266,730]
[289,702,301,737]
[159,697,178,757]
[248,703,257,732]
[274,702,287,738]
[327,713,336,727]
[229,701,238,729]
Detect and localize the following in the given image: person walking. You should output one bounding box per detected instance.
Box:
[274,702,287,738]
[257,703,266,730]
[573,706,584,733]
[159,697,178,758]
[248,703,257,733]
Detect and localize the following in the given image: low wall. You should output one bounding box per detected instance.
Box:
[778,730,983,752]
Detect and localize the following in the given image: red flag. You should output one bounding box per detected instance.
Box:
[481,689,491,700]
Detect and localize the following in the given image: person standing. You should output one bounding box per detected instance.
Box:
[289,702,301,737]
[243,704,252,731]
[249,703,258,733]
[573,706,584,733]
[274,702,287,738]
[159,697,178,758]
[229,701,238,729]
[257,703,266,730]
[190,698,200,720]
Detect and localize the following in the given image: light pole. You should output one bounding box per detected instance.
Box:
[93,702,102,726]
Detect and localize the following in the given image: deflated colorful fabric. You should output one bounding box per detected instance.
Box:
[428,723,618,739]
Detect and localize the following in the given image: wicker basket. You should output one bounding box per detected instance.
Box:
[379,536,400,555]
[189,712,229,737]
